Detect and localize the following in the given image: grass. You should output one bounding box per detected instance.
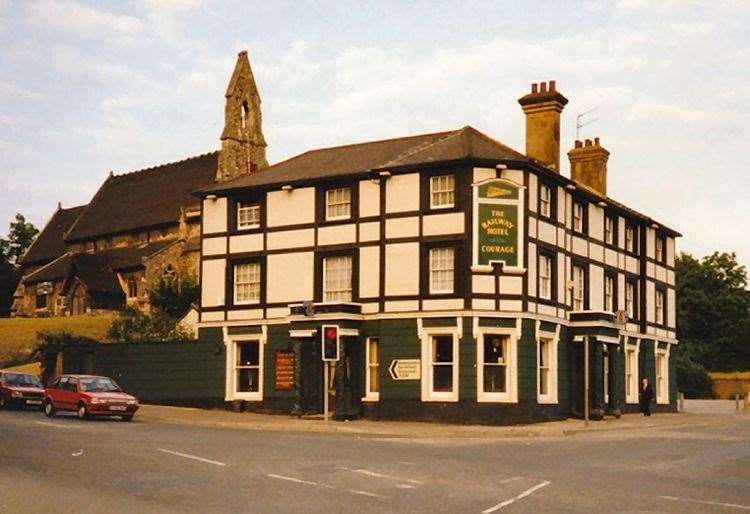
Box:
[0,314,114,365]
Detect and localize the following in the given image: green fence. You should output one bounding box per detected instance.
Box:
[62,340,225,405]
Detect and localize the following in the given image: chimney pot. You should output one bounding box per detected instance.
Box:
[575,140,583,148]
[549,80,556,92]
[585,139,592,147]
[594,137,600,146]
[540,82,547,93]
[531,83,538,94]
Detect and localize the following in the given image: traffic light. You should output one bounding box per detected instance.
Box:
[321,325,339,361]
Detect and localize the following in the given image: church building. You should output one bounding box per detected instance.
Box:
[195,56,680,423]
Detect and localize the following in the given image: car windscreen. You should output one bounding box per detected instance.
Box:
[3,373,43,388]
[79,377,121,393]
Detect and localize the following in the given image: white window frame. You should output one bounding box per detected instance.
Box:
[476,322,519,403]
[605,216,614,245]
[233,262,261,305]
[536,322,559,404]
[325,187,351,221]
[625,280,636,319]
[237,202,261,230]
[429,174,455,209]
[655,235,664,262]
[539,183,551,218]
[572,265,585,311]
[573,201,584,233]
[655,289,665,325]
[429,247,455,294]
[603,349,610,404]
[225,331,265,402]
[323,255,353,302]
[604,274,614,312]
[420,323,460,402]
[363,337,379,402]
[655,344,670,404]
[625,225,635,253]
[625,341,640,404]
[538,253,552,300]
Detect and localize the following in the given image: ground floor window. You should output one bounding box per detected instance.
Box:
[421,330,459,402]
[603,350,610,404]
[364,337,379,401]
[235,340,262,399]
[625,346,638,403]
[655,351,669,404]
[477,330,517,403]
[432,335,454,393]
[538,338,551,396]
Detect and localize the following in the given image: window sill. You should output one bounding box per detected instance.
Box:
[537,396,558,405]
[422,393,458,403]
[229,393,262,401]
[362,394,380,402]
[477,393,516,403]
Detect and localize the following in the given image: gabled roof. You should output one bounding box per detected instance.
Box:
[200,126,528,194]
[20,205,86,266]
[65,152,218,242]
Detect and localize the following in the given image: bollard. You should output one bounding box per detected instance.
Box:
[678,392,684,412]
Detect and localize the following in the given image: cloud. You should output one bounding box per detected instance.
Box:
[0,81,47,102]
[26,1,144,37]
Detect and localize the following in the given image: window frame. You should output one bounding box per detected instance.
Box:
[233,261,262,306]
[537,249,555,302]
[655,346,670,404]
[428,246,456,295]
[421,328,460,402]
[476,325,519,403]
[625,221,639,255]
[655,287,666,326]
[571,263,587,311]
[228,337,264,401]
[229,192,265,234]
[316,249,358,304]
[237,201,261,231]
[625,342,640,404]
[325,186,352,221]
[572,199,587,235]
[323,254,354,303]
[604,271,617,313]
[363,337,379,402]
[538,181,556,221]
[429,174,456,210]
[625,277,638,321]
[420,241,462,298]
[536,328,558,404]
[604,213,618,246]
[655,234,666,264]
[316,180,359,226]
[35,292,48,309]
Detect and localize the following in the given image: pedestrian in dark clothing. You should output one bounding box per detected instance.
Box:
[639,378,653,416]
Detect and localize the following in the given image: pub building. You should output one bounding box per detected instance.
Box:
[196,54,679,424]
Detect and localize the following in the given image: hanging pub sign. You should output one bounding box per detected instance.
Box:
[472,177,525,274]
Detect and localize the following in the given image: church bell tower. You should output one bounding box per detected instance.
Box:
[216,51,268,182]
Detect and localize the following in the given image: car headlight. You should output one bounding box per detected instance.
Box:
[90,398,107,404]
[126,399,137,405]
[11,391,23,398]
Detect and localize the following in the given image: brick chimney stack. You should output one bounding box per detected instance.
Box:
[567,137,610,195]
[518,80,569,172]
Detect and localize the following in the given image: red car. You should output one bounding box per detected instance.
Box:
[0,371,45,410]
[43,374,139,421]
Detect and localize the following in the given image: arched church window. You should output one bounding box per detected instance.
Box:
[163,265,176,280]
[127,277,138,298]
[241,101,248,130]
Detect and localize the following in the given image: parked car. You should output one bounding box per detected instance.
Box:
[43,374,139,421]
[0,371,45,410]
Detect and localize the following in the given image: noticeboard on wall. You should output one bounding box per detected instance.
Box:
[274,350,295,390]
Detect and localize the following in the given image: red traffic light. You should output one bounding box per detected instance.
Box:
[321,325,340,361]
[324,326,338,341]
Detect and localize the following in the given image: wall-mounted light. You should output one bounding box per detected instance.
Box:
[281,184,293,191]
[565,184,576,191]
[650,222,659,229]
[205,194,217,201]
[378,171,391,178]
[597,201,607,208]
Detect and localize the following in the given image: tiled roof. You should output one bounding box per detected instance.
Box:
[20,205,86,266]
[200,126,528,193]
[65,152,218,242]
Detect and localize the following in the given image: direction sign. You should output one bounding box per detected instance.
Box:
[388,359,421,380]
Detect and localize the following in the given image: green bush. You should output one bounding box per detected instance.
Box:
[676,352,714,399]
[32,331,98,384]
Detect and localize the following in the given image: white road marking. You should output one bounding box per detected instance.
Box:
[395,484,415,489]
[482,480,551,513]
[267,474,318,486]
[71,449,84,457]
[500,476,524,484]
[352,468,422,485]
[349,490,387,499]
[157,448,226,467]
[34,421,78,429]
[660,495,750,510]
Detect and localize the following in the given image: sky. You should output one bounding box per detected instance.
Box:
[0,0,748,269]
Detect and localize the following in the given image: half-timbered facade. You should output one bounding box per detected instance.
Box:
[196,74,680,424]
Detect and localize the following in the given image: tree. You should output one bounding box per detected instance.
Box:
[676,252,750,373]
[148,274,199,319]
[0,213,39,317]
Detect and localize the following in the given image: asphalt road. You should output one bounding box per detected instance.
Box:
[1,408,748,514]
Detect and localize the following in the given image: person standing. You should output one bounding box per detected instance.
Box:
[639,377,654,416]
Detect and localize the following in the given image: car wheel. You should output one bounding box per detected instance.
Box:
[43,400,55,418]
[0,395,6,410]
[121,415,134,422]
[76,403,89,420]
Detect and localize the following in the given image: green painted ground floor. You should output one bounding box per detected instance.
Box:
[197,314,677,425]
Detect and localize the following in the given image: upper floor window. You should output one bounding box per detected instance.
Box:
[655,235,665,263]
[234,262,261,304]
[429,247,455,294]
[326,187,351,221]
[237,202,261,230]
[625,279,637,319]
[573,200,586,234]
[539,252,553,300]
[625,223,638,254]
[655,289,665,325]
[604,274,615,312]
[539,183,553,219]
[430,174,455,209]
[572,264,586,311]
[605,215,616,245]
[323,255,352,302]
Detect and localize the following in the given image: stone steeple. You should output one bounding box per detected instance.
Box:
[216,51,268,182]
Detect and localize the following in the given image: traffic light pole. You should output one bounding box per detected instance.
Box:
[324,362,329,422]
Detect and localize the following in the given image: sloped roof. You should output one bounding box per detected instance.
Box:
[23,240,176,285]
[65,152,218,242]
[20,205,86,266]
[200,126,528,193]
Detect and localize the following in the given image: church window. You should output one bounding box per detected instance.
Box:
[127,277,138,298]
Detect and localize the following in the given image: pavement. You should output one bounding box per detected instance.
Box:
[1,404,748,513]
[136,400,748,440]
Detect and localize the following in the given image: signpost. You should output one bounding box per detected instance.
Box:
[388,360,421,380]
[472,178,525,273]
[320,325,340,421]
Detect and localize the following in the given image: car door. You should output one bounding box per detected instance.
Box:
[47,377,64,409]
[63,377,80,410]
